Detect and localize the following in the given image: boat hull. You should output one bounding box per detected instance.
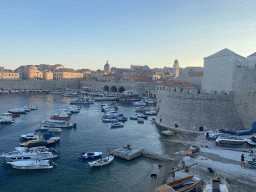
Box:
[88,156,114,167]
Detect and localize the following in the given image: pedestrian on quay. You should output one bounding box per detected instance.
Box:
[170,168,175,181]
[241,154,245,168]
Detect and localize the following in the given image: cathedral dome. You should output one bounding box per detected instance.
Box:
[104,60,111,72]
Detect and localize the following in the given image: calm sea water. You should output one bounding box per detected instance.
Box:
[0,93,182,192]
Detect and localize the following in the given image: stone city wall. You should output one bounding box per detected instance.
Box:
[0,79,80,90]
[232,68,256,128]
[80,80,153,95]
[156,88,243,132]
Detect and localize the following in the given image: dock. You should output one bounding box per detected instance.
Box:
[111,145,174,161]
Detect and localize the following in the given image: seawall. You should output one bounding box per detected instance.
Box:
[0,79,80,90]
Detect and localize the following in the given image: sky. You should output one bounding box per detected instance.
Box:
[1,0,256,70]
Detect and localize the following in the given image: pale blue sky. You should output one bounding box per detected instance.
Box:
[1,0,256,70]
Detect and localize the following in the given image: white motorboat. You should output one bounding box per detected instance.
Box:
[102,119,118,123]
[0,115,15,124]
[130,116,138,120]
[8,108,26,114]
[215,135,247,146]
[88,155,114,167]
[78,152,103,159]
[2,146,59,162]
[42,120,76,128]
[111,122,124,128]
[20,133,39,140]
[133,101,147,106]
[40,127,62,132]
[144,110,157,115]
[7,159,55,169]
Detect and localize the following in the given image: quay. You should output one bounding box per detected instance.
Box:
[111,145,174,161]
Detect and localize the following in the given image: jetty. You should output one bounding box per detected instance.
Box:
[111,145,174,161]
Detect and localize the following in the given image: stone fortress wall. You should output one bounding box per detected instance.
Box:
[0,79,80,90]
[233,67,256,129]
[156,67,256,132]
[155,88,243,132]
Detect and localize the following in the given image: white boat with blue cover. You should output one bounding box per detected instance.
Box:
[78,152,103,159]
[88,155,114,167]
[7,159,55,169]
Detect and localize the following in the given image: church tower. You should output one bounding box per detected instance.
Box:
[173,59,180,78]
[104,60,111,72]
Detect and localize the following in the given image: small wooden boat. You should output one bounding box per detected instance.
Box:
[185,150,193,156]
[156,175,202,192]
[78,152,103,159]
[203,176,232,192]
[88,155,114,167]
[137,118,144,123]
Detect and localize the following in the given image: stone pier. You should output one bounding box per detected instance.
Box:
[111,145,174,161]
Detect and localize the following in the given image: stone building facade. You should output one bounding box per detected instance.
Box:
[0,69,20,79]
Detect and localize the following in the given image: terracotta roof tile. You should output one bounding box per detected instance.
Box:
[128,75,154,82]
[188,71,203,76]
[157,80,196,89]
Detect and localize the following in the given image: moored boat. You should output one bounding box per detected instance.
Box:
[215,135,247,146]
[102,119,118,123]
[0,115,15,124]
[162,130,174,136]
[111,122,124,128]
[88,155,114,167]
[42,120,76,128]
[203,175,232,192]
[78,152,103,159]
[8,108,26,114]
[7,159,55,170]
[156,175,202,192]
[2,146,59,162]
[50,112,70,120]
[19,136,55,148]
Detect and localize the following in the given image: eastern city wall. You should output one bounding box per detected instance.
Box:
[0,80,80,90]
[232,68,256,128]
[156,88,243,132]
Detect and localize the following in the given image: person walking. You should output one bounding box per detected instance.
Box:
[107,148,110,159]
[170,168,175,181]
[241,154,245,168]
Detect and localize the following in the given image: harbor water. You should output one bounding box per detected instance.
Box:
[0,93,184,192]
